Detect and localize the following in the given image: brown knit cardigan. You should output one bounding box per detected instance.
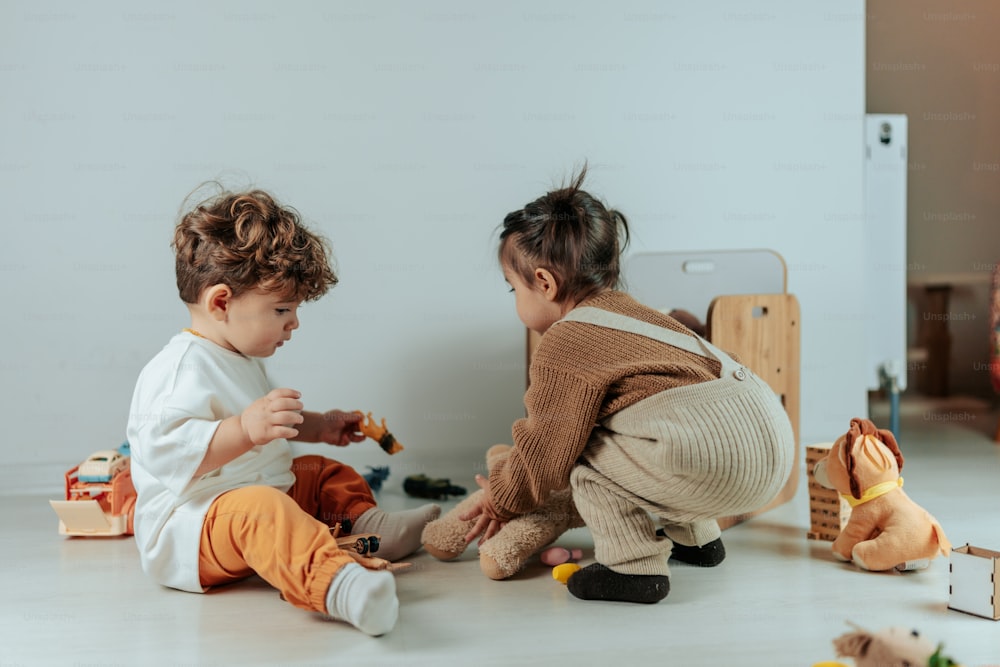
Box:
[484,290,726,521]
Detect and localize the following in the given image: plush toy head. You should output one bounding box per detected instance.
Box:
[818,418,903,502]
[832,625,936,667]
[825,623,963,667]
[812,418,950,571]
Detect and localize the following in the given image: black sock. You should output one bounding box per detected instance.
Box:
[667,536,726,567]
[566,564,669,604]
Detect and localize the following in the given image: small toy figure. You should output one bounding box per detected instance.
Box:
[362,466,391,492]
[813,622,962,667]
[337,532,380,556]
[330,523,411,573]
[354,411,404,455]
[552,563,581,584]
[421,444,585,580]
[812,418,951,571]
[403,474,467,500]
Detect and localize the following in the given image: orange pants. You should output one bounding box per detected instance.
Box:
[199,456,377,612]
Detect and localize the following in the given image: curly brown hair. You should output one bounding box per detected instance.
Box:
[173,187,338,304]
[498,165,630,304]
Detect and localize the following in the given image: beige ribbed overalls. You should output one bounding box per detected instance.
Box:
[560,307,795,577]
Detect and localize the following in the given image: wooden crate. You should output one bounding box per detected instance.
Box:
[805,443,851,541]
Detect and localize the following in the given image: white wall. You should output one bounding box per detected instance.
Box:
[0,1,867,494]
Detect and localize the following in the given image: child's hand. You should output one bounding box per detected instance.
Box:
[459,475,506,545]
[240,388,304,446]
[318,409,366,446]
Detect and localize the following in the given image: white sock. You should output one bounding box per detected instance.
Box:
[353,504,441,562]
[324,563,398,636]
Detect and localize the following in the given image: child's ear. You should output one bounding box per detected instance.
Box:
[533,268,560,302]
[204,284,233,321]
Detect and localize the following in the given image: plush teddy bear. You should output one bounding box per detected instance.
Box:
[812,417,951,571]
[817,623,961,667]
[421,444,585,580]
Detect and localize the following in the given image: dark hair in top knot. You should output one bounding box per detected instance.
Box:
[550,196,577,220]
[498,164,630,304]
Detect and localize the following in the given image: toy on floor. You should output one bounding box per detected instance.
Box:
[403,474,467,500]
[421,444,585,580]
[49,442,137,537]
[337,532,380,556]
[948,543,1000,620]
[552,562,581,584]
[354,411,404,455]
[542,546,584,584]
[330,522,410,572]
[813,622,962,667]
[362,466,391,492]
[812,418,951,571]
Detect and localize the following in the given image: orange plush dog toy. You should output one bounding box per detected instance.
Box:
[812,418,951,571]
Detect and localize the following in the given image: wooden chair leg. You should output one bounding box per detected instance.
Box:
[994,415,1000,444]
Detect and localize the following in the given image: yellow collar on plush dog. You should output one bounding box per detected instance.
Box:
[842,477,903,508]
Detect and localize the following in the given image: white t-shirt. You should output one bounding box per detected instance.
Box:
[126,331,294,592]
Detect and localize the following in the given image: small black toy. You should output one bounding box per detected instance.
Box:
[403,474,467,500]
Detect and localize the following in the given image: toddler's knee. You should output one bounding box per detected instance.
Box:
[222,485,296,514]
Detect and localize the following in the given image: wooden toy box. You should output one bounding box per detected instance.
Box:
[949,544,1000,620]
[805,442,851,541]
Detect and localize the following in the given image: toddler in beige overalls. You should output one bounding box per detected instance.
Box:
[560,307,795,598]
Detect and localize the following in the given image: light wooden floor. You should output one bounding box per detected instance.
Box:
[3,396,999,666]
